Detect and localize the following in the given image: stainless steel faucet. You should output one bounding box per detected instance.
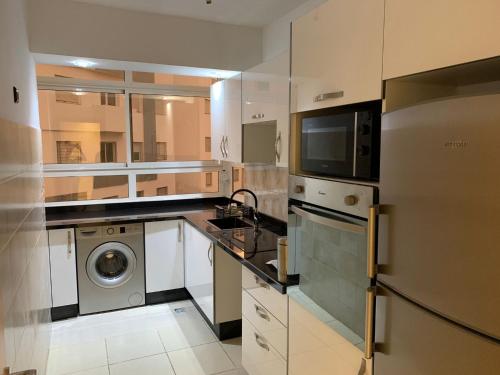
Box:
[229,189,259,226]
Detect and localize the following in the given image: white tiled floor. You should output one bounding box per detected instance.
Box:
[46,300,247,375]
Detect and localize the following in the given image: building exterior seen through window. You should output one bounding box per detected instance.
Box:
[38,64,220,204]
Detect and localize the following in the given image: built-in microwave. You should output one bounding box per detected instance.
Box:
[292,101,381,181]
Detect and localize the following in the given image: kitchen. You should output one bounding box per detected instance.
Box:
[1,1,499,375]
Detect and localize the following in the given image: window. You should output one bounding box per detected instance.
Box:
[136,190,144,197]
[55,91,81,105]
[57,141,82,163]
[37,64,124,81]
[132,71,214,88]
[132,142,143,162]
[205,137,211,153]
[130,94,212,162]
[136,172,219,197]
[204,99,211,114]
[100,93,117,106]
[205,173,213,187]
[39,90,126,164]
[100,142,117,163]
[156,187,169,196]
[44,176,129,202]
[156,142,167,161]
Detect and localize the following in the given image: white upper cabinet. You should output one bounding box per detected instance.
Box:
[291,0,384,112]
[242,51,290,167]
[383,0,500,80]
[210,74,242,163]
[49,228,78,307]
[144,220,184,293]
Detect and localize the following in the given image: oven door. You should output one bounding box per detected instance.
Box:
[301,112,355,177]
[288,204,374,371]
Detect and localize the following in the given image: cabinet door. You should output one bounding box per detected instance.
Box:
[291,0,384,112]
[383,0,500,79]
[224,73,242,163]
[145,220,184,293]
[184,222,214,323]
[49,228,77,307]
[210,80,226,160]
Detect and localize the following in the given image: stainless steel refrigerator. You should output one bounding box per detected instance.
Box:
[375,65,500,374]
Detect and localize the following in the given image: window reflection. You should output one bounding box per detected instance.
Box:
[136,172,219,197]
[130,94,212,162]
[38,90,126,164]
[44,176,129,202]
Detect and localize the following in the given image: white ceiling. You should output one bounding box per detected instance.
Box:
[70,0,311,27]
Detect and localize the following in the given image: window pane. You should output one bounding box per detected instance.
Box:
[44,176,129,202]
[130,94,212,162]
[37,64,124,81]
[39,90,126,164]
[136,172,219,197]
[132,72,214,87]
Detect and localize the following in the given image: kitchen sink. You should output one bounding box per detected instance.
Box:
[207,217,253,230]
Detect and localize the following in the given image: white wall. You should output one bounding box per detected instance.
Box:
[26,0,262,72]
[262,0,327,61]
[0,1,51,373]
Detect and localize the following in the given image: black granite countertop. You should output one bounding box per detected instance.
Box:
[45,198,297,294]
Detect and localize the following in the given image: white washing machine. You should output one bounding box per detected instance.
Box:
[76,223,145,315]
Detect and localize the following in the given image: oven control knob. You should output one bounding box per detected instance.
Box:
[294,185,305,194]
[106,227,115,235]
[344,195,358,206]
[357,145,370,156]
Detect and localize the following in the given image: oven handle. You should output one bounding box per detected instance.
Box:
[290,205,366,234]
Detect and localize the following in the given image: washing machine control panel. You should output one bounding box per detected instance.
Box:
[103,223,143,237]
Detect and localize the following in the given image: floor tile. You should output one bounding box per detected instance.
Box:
[158,311,217,352]
[168,342,235,375]
[68,366,110,375]
[106,330,165,364]
[220,337,242,368]
[46,340,107,375]
[109,354,175,375]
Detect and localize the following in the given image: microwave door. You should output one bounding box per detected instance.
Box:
[301,113,355,177]
[290,204,370,350]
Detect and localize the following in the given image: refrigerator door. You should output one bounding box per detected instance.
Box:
[374,284,500,375]
[378,93,500,339]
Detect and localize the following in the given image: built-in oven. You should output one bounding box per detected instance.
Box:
[292,100,381,181]
[287,175,377,373]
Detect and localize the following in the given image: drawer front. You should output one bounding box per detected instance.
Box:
[242,267,288,326]
[242,317,287,375]
[242,290,287,358]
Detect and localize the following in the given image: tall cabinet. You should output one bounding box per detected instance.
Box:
[210,74,242,163]
[242,50,290,167]
[291,0,384,112]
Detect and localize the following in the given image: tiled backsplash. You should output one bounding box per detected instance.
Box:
[0,119,52,374]
[231,164,288,222]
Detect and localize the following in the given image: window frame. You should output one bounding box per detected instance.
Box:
[39,71,222,207]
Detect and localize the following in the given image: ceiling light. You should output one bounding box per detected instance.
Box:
[71,59,97,68]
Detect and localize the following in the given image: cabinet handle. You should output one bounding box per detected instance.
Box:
[254,332,270,351]
[254,275,270,289]
[313,91,344,102]
[219,137,225,158]
[254,304,270,321]
[223,136,229,158]
[367,205,378,278]
[364,287,376,359]
[67,230,72,256]
[177,222,182,243]
[275,131,282,162]
[252,113,265,120]
[207,243,213,266]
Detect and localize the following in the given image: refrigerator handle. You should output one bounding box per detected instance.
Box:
[364,286,376,359]
[367,205,378,278]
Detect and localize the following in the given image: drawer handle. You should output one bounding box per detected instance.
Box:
[67,230,72,256]
[313,91,344,102]
[254,333,270,351]
[254,275,270,289]
[254,305,270,321]
[177,221,182,243]
[207,243,213,267]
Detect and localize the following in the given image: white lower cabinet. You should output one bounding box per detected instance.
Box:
[184,221,214,323]
[145,220,184,293]
[48,228,77,307]
[288,297,372,375]
[242,268,288,375]
[242,317,287,375]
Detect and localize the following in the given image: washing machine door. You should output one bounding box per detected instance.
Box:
[86,242,137,288]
